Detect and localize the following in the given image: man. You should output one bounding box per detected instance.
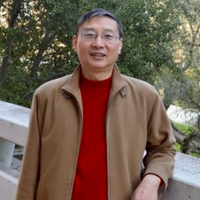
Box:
[15,8,176,200]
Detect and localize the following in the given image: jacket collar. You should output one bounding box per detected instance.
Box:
[110,64,127,98]
[62,64,127,98]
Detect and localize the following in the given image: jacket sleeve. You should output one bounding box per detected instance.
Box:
[143,91,176,189]
[15,92,42,200]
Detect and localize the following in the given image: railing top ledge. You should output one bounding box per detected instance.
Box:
[174,152,200,188]
[0,100,30,146]
[0,100,30,128]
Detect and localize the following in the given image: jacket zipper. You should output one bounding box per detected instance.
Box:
[105,90,122,200]
[63,90,83,200]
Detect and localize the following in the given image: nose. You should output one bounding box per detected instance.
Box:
[92,35,105,47]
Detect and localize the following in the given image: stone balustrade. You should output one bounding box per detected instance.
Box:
[0,100,200,200]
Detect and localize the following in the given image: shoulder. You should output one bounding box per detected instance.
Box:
[35,74,72,97]
[121,74,157,95]
[119,74,163,107]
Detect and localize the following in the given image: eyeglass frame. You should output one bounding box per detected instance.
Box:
[77,31,121,44]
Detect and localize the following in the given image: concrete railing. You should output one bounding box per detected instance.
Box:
[0,100,29,200]
[0,100,200,200]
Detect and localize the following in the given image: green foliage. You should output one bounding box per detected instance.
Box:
[175,143,181,152]
[172,121,195,135]
[116,0,181,83]
[175,142,200,158]
[1,0,80,106]
[190,153,200,158]
[159,0,200,114]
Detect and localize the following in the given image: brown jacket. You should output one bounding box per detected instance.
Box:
[15,65,176,200]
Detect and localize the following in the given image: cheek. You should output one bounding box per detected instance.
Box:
[110,47,120,58]
[76,45,89,61]
[77,43,88,54]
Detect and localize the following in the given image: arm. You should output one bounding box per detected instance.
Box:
[15,93,42,200]
[132,91,176,200]
[143,92,176,188]
[131,174,161,200]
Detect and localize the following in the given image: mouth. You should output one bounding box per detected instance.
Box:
[90,53,106,57]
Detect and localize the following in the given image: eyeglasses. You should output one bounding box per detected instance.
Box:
[78,31,120,44]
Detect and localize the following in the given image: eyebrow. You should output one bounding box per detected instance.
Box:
[82,27,115,33]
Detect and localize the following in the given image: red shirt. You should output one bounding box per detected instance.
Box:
[71,74,112,200]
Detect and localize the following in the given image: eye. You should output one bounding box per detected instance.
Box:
[83,32,96,38]
[104,34,114,40]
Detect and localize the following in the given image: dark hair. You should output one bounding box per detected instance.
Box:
[75,8,123,38]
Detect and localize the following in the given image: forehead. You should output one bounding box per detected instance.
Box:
[79,16,118,32]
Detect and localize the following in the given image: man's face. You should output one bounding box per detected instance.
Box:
[72,16,123,80]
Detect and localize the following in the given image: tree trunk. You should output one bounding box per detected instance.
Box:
[29,32,57,78]
[0,40,12,85]
[0,0,24,85]
[171,122,185,144]
[172,121,200,155]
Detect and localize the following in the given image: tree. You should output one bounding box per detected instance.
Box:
[0,0,81,105]
[0,0,181,106]
[159,0,200,154]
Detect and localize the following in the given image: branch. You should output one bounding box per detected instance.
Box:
[188,96,200,110]
[45,71,68,81]
[171,121,186,144]
[179,1,200,71]
[30,31,57,77]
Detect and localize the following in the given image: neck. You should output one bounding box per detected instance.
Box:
[81,67,114,81]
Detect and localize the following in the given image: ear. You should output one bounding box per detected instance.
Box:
[118,38,123,54]
[72,35,78,51]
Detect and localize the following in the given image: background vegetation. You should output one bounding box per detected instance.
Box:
[0,0,199,155]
